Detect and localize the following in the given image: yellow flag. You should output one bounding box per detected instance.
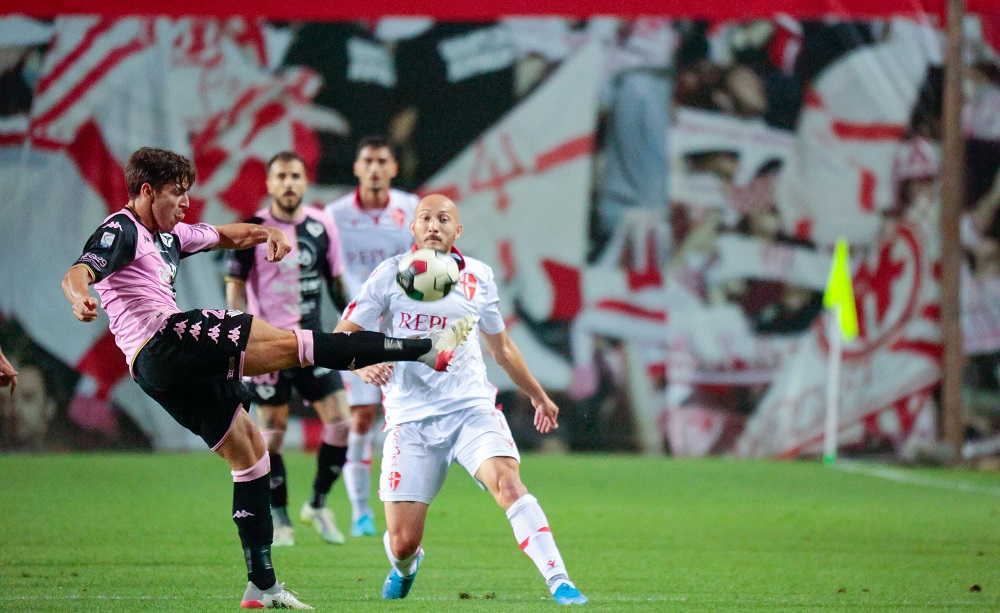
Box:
[823,238,858,340]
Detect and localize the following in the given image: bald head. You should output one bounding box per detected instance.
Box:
[411,194,462,251]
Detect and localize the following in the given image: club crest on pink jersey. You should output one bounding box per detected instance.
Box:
[459,273,477,300]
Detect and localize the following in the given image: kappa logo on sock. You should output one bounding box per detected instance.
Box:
[233,509,256,519]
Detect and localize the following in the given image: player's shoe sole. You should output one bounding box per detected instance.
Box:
[382,549,424,599]
[351,513,377,537]
[241,581,313,609]
[420,315,475,372]
[299,502,345,544]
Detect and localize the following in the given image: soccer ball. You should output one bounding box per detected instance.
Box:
[396,248,460,301]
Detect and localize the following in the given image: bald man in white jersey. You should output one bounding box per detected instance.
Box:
[335,194,588,605]
[325,136,419,537]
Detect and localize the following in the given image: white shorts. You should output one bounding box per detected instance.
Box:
[379,405,520,504]
[343,369,383,406]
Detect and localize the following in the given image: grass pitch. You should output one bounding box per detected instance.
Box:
[1,453,998,611]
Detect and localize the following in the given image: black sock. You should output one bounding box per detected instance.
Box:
[269,453,288,509]
[311,444,348,507]
[233,474,276,590]
[313,331,431,370]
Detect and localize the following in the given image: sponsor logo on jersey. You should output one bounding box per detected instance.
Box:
[157,263,177,286]
[297,240,317,268]
[79,253,108,268]
[100,232,116,248]
[397,312,449,332]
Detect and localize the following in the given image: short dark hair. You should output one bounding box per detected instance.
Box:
[355,135,396,159]
[266,151,306,176]
[125,148,196,199]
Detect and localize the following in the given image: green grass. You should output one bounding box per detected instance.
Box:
[2,453,999,611]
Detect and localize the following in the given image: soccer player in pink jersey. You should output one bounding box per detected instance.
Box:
[226,152,353,547]
[325,136,419,537]
[335,194,588,605]
[61,148,474,609]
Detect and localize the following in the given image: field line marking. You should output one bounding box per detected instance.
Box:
[833,460,1000,496]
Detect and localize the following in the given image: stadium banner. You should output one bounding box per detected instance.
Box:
[1,12,998,456]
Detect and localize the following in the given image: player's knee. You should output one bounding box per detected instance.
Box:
[262,428,285,453]
[387,527,422,559]
[496,471,528,507]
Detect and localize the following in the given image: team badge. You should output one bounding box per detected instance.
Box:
[100,232,115,248]
[387,471,402,491]
[306,221,324,237]
[159,233,174,248]
[459,272,477,300]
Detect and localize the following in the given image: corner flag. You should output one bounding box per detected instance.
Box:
[823,238,858,341]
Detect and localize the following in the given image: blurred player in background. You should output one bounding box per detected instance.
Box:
[0,343,16,393]
[324,136,419,537]
[61,147,473,609]
[226,151,351,547]
[335,194,588,605]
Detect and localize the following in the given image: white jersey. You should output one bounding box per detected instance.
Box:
[325,188,419,297]
[343,249,505,426]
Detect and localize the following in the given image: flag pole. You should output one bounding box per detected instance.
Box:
[824,306,843,464]
[822,238,857,465]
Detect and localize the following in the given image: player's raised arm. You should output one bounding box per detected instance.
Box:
[62,264,100,322]
[214,223,291,262]
[481,330,559,434]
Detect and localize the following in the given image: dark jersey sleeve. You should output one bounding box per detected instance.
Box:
[74,213,138,283]
[224,216,263,280]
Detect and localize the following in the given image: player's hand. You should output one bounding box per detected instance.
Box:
[355,362,394,386]
[73,295,100,322]
[263,226,292,262]
[531,395,559,434]
[0,353,17,396]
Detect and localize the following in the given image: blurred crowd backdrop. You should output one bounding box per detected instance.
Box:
[1,11,999,459]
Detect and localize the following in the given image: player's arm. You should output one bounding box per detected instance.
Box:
[213,223,291,262]
[62,264,100,322]
[226,279,248,311]
[326,276,350,312]
[482,330,559,434]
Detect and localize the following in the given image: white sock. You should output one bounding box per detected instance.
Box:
[383,531,422,577]
[344,430,374,521]
[506,494,571,593]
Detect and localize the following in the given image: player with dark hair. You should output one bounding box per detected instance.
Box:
[324,135,420,537]
[61,147,474,609]
[335,194,588,605]
[226,151,352,546]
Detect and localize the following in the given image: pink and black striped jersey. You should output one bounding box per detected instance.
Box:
[73,208,220,366]
[225,206,345,332]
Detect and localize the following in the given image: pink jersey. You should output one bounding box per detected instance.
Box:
[324,188,419,297]
[342,248,506,426]
[225,206,345,331]
[74,208,220,366]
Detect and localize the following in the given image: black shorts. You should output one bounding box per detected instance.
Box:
[133,309,254,450]
[247,365,344,406]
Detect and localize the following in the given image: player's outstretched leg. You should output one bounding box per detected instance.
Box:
[507,494,588,606]
[291,315,475,374]
[381,532,424,599]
